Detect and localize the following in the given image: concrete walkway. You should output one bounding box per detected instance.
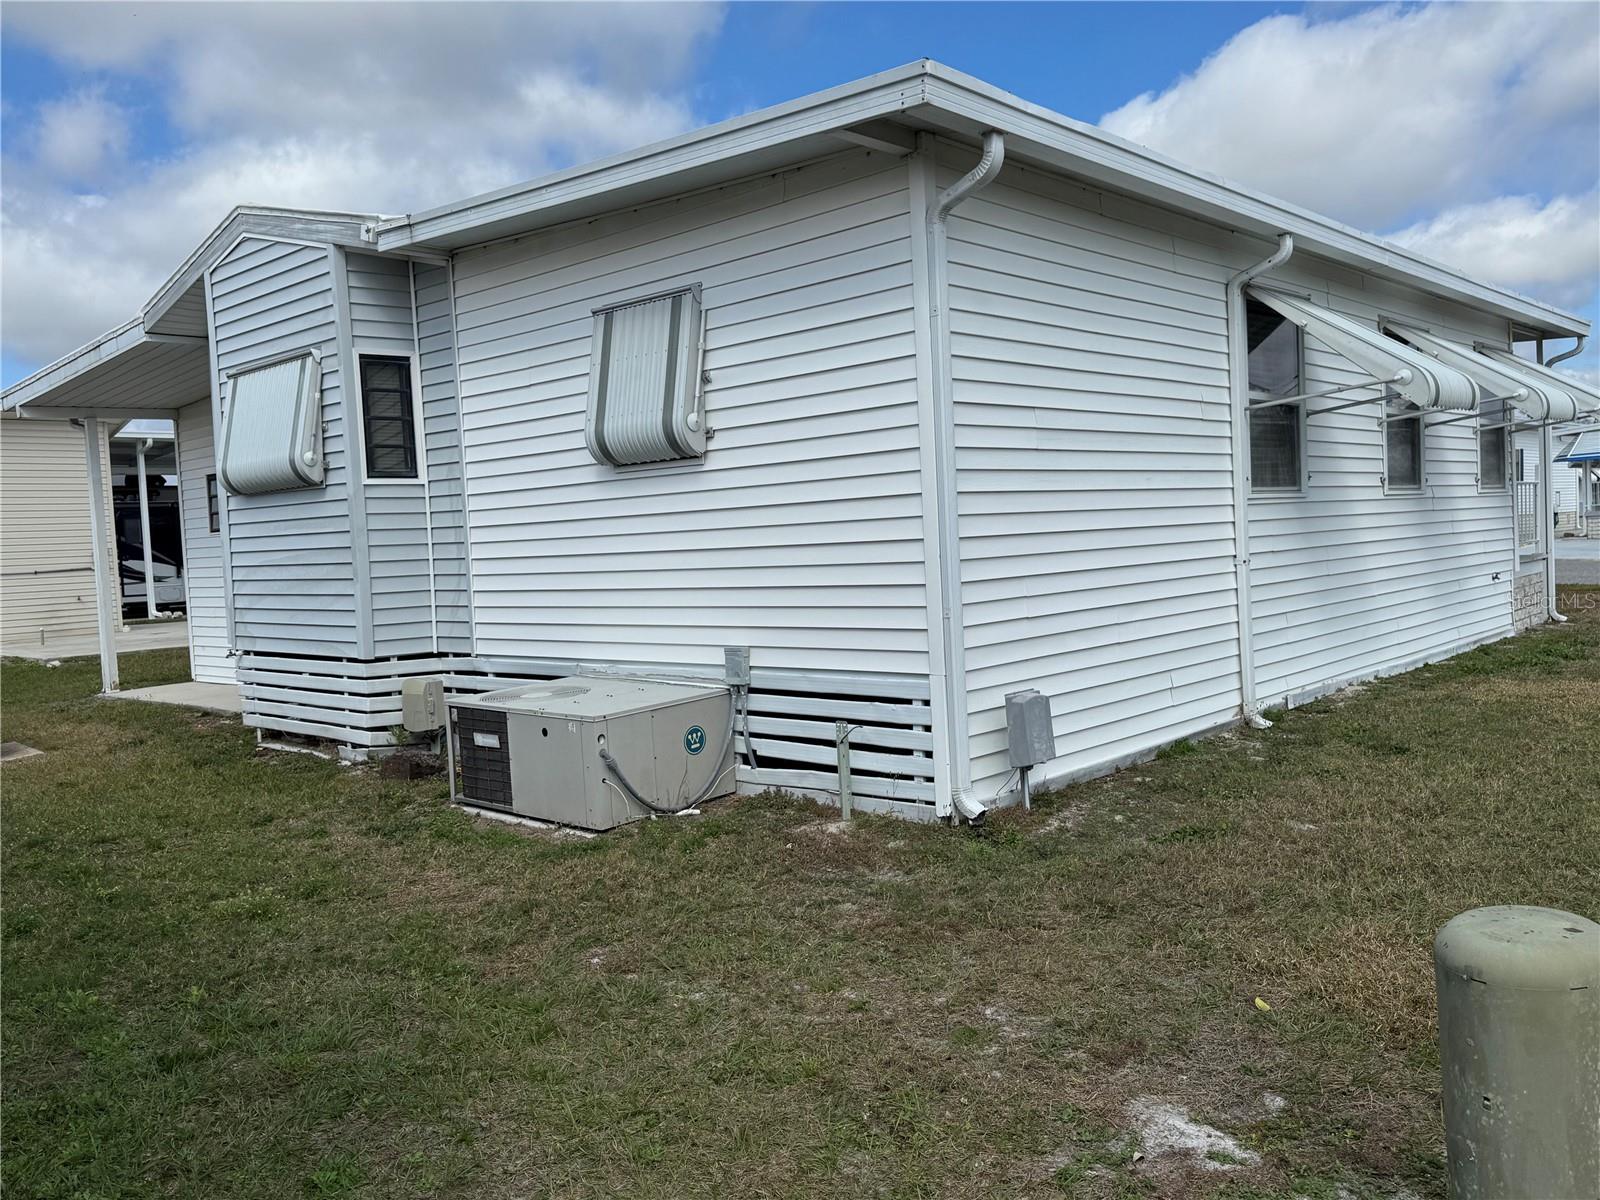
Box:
[105,680,242,716]
[1555,538,1600,586]
[2,617,190,662]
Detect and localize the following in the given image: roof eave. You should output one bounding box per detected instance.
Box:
[142,205,381,333]
[374,60,934,253]
[378,58,1585,340]
[914,63,1588,339]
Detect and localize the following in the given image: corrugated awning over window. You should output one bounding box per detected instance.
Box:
[1382,323,1600,424]
[1247,286,1480,411]
[1475,346,1600,422]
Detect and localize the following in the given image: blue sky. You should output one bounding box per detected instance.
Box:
[3,1,1596,386]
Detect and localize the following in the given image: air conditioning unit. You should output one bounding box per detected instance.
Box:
[447,675,735,830]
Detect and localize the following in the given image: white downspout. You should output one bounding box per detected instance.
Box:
[136,437,157,619]
[1225,234,1294,729]
[920,130,1005,825]
[1541,336,1585,623]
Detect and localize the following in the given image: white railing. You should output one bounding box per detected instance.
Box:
[1516,481,1540,550]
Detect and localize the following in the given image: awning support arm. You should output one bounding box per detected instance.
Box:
[1248,371,1411,412]
[1423,394,1531,429]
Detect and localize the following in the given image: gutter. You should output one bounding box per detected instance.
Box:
[910,130,1006,825]
[1225,234,1295,729]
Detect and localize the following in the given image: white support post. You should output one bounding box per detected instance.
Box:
[81,418,119,693]
[136,439,156,619]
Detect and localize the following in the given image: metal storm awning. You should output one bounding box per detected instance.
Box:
[1555,429,1600,465]
[1383,322,1595,423]
[1475,346,1600,421]
[1248,286,1480,411]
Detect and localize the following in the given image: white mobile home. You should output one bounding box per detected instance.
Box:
[4,63,1596,821]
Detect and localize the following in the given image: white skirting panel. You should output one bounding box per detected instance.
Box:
[238,652,938,819]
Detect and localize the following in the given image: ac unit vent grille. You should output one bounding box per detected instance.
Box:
[456,706,513,810]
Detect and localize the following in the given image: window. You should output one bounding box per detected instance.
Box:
[1477,400,1508,491]
[359,356,419,480]
[1384,402,1424,491]
[219,350,324,494]
[1515,447,1528,483]
[206,474,220,533]
[587,285,706,467]
[1246,297,1304,492]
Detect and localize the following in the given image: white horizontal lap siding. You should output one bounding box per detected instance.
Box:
[415,262,472,652]
[451,151,928,675]
[346,252,435,657]
[176,400,235,683]
[1243,267,1514,705]
[946,158,1240,797]
[0,420,117,642]
[210,237,358,657]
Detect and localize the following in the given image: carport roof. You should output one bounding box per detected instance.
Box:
[0,316,210,420]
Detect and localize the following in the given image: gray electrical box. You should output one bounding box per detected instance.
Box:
[449,676,735,830]
[401,677,446,732]
[1005,689,1055,768]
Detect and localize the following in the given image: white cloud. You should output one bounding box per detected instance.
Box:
[1,2,723,371]
[32,88,130,181]
[1386,191,1600,312]
[1100,3,1599,230]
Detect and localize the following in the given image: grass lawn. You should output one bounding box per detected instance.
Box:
[4,591,1598,1200]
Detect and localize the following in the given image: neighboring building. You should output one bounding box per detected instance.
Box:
[4,62,1597,821]
[0,418,121,648]
[1553,424,1600,535]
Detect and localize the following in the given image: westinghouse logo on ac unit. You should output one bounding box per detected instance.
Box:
[683,725,706,755]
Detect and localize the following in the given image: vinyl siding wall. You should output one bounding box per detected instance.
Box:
[945,157,1240,796]
[1245,264,1514,706]
[945,151,1517,795]
[0,419,119,644]
[415,262,472,652]
[345,252,435,656]
[175,400,234,682]
[209,237,359,656]
[449,150,929,677]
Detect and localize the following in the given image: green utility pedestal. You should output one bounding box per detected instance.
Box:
[1434,906,1600,1199]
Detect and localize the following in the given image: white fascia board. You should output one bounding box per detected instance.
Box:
[914,63,1588,339]
[374,61,933,252]
[142,206,380,333]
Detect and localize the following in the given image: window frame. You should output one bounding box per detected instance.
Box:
[1476,409,1510,494]
[355,350,424,485]
[1245,305,1308,497]
[206,473,221,533]
[1382,400,1427,494]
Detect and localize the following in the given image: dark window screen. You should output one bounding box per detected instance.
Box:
[1246,298,1301,399]
[1386,413,1423,489]
[360,356,417,479]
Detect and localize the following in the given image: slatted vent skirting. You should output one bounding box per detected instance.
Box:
[238,653,940,821]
